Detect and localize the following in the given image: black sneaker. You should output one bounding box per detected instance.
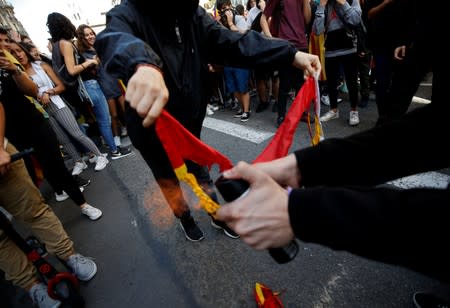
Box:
[73,175,91,189]
[255,102,269,113]
[233,109,243,118]
[211,217,239,239]
[276,115,285,128]
[180,216,204,242]
[111,146,133,160]
[413,292,450,308]
[240,112,250,122]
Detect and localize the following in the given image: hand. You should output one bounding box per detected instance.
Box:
[254,154,301,189]
[0,148,11,176]
[216,161,295,250]
[394,45,406,61]
[292,51,322,80]
[125,65,169,127]
[38,92,51,106]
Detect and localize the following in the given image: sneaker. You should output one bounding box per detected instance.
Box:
[255,102,269,113]
[29,282,62,308]
[208,103,220,111]
[114,136,122,147]
[80,204,102,220]
[88,153,107,164]
[206,105,214,116]
[66,253,97,282]
[73,175,91,189]
[233,109,243,118]
[320,110,339,122]
[55,191,69,202]
[320,94,330,106]
[55,187,84,202]
[94,155,109,171]
[179,216,204,242]
[211,217,239,239]
[337,98,343,104]
[71,161,87,176]
[111,146,133,160]
[413,292,450,308]
[240,112,250,122]
[349,110,360,126]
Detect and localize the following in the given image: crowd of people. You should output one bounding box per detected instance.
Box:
[0,0,448,307]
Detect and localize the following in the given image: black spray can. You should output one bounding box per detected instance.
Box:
[214,175,298,263]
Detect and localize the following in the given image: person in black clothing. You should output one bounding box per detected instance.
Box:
[217,3,449,305]
[94,0,321,242]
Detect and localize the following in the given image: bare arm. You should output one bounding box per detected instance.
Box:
[60,40,97,76]
[303,0,312,26]
[0,102,10,175]
[260,14,272,37]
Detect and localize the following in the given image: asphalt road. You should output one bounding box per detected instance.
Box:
[2,75,449,307]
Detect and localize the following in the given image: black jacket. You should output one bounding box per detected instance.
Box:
[95,2,297,125]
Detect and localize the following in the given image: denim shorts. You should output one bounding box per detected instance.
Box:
[224,66,250,93]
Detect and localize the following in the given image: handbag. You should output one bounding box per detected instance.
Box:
[324,27,355,51]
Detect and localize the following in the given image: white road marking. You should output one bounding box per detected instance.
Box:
[203,117,274,144]
[388,171,449,189]
[412,96,431,104]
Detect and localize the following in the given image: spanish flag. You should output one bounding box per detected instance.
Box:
[155,110,233,215]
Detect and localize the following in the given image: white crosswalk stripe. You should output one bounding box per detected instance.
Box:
[203,117,274,144]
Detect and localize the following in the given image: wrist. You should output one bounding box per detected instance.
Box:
[136,63,163,75]
[81,63,86,70]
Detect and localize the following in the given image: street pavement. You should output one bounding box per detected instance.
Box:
[2,76,449,308]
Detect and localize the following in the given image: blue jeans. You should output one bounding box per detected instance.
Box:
[83,79,117,152]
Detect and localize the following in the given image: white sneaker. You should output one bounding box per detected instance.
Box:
[66,253,97,281]
[114,136,121,147]
[88,153,107,164]
[55,186,84,202]
[349,110,360,126]
[55,191,69,202]
[29,282,61,308]
[94,156,109,171]
[320,110,339,122]
[320,94,330,106]
[206,105,214,116]
[71,161,87,176]
[80,204,102,220]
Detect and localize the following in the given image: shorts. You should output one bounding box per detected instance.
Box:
[223,67,250,93]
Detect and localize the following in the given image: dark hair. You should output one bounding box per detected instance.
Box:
[75,24,95,54]
[235,4,245,15]
[216,0,232,11]
[0,26,8,35]
[47,12,76,41]
[246,0,255,11]
[10,41,36,64]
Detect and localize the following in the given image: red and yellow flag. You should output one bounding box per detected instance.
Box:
[254,282,284,308]
[254,77,323,163]
[155,110,233,215]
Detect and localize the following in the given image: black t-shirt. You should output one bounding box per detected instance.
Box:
[0,68,45,140]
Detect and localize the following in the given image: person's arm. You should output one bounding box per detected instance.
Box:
[41,62,66,96]
[260,13,272,37]
[60,40,97,77]
[0,102,10,175]
[303,0,312,26]
[367,0,393,20]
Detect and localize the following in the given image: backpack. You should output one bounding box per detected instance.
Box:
[51,41,79,88]
[251,11,263,32]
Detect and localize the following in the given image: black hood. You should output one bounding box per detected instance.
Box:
[128,0,199,20]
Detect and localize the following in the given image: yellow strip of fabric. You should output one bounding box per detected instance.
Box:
[174,164,221,216]
[255,283,266,305]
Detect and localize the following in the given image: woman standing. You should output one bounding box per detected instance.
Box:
[46,12,131,160]
[11,41,109,175]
